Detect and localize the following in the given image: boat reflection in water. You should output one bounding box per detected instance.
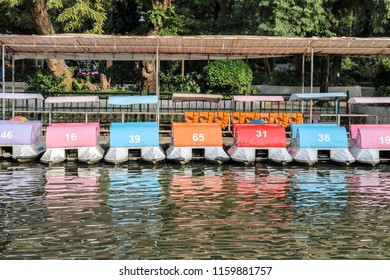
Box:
[227,165,292,222]
[349,169,390,208]
[43,164,115,259]
[287,167,348,226]
[0,164,45,258]
[165,164,293,259]
[108,166,163,259]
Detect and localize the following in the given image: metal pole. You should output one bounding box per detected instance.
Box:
[302,54,305,93]
[2,45,5,93]
[156,43,160,124]
[1,45,5,120]
[11,54,15,93]
[310,48,314,93]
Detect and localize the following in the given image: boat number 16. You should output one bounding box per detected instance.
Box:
[318,134,331,142]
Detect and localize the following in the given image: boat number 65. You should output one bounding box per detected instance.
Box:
[192,133,205,142]
[318,133,330,142]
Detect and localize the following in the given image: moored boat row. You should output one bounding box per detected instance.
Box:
[1,92,390,166]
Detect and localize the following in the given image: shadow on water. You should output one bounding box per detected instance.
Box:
[1,160,390,259]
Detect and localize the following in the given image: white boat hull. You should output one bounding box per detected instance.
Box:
[166,146,230,164]
[104,146,166,164]
[228,146,292,165]
[288,146,355,166]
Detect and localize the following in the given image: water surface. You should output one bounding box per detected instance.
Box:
[1,161,390,260]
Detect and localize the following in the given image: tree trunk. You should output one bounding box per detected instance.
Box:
[100,74,111,91]
[23,0,72,91]
[140,0,173,93]
[320,56,330,93]
[141,60,156,93]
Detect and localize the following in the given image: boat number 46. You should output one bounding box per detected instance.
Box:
[0,131,13,139]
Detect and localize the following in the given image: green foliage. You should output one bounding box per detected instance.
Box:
[56,0,107,33]
[203,60,253,94]
[329,75,357,86]
[148,4,185,35]
[26,71,66,93]
[375,86,390,96]
[263,70,301,86]
[342,57,359,72]
[374,58,390,88]
[160,72,201,93]
[104,61,140,88]
[72,78,86,91]
[258,0,336,36]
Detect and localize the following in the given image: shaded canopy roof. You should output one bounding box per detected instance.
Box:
[348,97,390,104]
[1,34,390,61]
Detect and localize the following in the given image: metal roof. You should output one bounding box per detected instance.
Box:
[108,95,158,105]
[289,92,347,101]
[348,97,390,104]
[232,95,285,102]
[45,96,100,104]
[1,34,390,61]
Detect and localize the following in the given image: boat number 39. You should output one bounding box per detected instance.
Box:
[0,131,13,139]
[129,135,141,144]
[192,133,205,142]
[318,133,331,142]
[256,130,267,137]
[379,136,390,145]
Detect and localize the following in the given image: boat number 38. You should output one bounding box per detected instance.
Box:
[318,134,331,142]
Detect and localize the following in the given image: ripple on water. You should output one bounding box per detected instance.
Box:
[1,162,390,259]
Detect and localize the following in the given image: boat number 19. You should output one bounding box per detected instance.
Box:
[379,136,390,145]
[318,134,331,142]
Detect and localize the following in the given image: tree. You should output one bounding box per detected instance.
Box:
[1,0,109,90]
[140,0,176,93]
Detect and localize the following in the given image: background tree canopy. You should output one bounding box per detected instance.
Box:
[1,0,390,94]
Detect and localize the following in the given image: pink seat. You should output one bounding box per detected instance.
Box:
[51,122,100,135]
[350,124,390,140]
[46,123,99,148]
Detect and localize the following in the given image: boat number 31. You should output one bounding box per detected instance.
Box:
[256,131,267,137]
[318,134,331,142]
